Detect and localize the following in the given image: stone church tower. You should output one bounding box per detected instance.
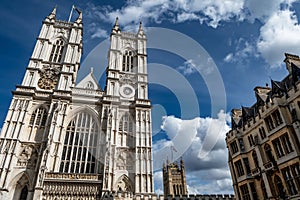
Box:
[163,159,188,197]
[0,8,153,200]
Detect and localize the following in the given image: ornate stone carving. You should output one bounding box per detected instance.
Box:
[17,144,38,168]
[38,66,60,90]
[119,74,137,84]
[42,181,99,198]
[116,148,135,171]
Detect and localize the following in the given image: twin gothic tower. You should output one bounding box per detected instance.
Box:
[0,8,153,199]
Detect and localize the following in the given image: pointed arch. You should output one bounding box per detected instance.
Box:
[49,37,66,63]
[60,108,100,174]
[274,175,286,198]
[29,105,49,127]
[63,106,100,128]
[119,112,134,147]
[114,174,134,193]
[119,112,133,133]
[121,47,137,72]
[9,172,33,200]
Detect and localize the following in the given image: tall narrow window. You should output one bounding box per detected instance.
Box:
[19,186,28,200]
[264,144,275,163]
[122,50,135,72]
[119,113,133,133]
[29,107,48,127]
[49,39,65,63]
[281,133,293,154]
[234,160,245,177]
[272,138,285,158]
[243,158,251,175]
[60,112,99,174]
[240,184,251,200]
[282,167,297,195]
[119,113,133,147]
[252,151,259,167]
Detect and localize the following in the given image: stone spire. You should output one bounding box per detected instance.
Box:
[111,17,121,34]
[75,7,82,24]
[48,6,56,19]
[137,21,145,37]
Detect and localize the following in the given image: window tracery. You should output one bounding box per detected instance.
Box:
[122,50,136,72]
[49,39,65,63]
[29,107,48,127]
[60,112,99,174]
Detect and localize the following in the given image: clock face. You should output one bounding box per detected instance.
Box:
[38,67,59,90]
[120,84,135,98]
[38,77,56,90]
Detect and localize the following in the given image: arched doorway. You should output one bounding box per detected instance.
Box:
[11,173,31,200]
[114,175,133,193]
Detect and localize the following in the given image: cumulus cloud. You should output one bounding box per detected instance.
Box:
[257,9,300,67]
[244,0,296,22]
[83,0,300,67]
[91,28,108,39]
[224,38,258,65]
[84,0,245,29]
[177,57,214,76]
[153,110,233,194]
[177,59,197,76]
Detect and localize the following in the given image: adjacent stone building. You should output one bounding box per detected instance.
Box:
[226,53,300,199]
[163,159,188,197]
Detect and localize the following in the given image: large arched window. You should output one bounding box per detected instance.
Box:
[49,39,65,63]
[122,50,136,72]
[29,107,48,127]
[60,112,99,174]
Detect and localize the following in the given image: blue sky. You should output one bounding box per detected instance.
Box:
[1,0,300,195]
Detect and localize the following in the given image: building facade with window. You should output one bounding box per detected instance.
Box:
[163,159,188,197]
[226,53,300,200]
[0,8,153,199]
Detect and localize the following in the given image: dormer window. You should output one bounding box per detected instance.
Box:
[49,39,65,63]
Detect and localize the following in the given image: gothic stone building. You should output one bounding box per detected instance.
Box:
[0,8,153,199]
[163,159,188,197]
[226,53,300,199]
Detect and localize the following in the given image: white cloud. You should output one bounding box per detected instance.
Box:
[84,1,300,66]
[224,38,258,64]
[153,110,233,194]
[245,0,297,22]
[84,0,245,29]
[177,59,197,76]
[257,9,300,67]
[91,28,108,39]
[177,57,214,76]
[224,53,234,63]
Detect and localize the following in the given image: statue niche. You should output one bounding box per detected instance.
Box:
[17,145,38,168]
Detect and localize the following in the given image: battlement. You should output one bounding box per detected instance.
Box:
[102,192,235,200]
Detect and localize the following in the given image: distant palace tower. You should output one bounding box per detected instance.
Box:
[0,7,153,199]
[163,159,188,197]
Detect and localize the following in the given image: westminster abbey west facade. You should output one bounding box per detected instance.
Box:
[0,7,153,199]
